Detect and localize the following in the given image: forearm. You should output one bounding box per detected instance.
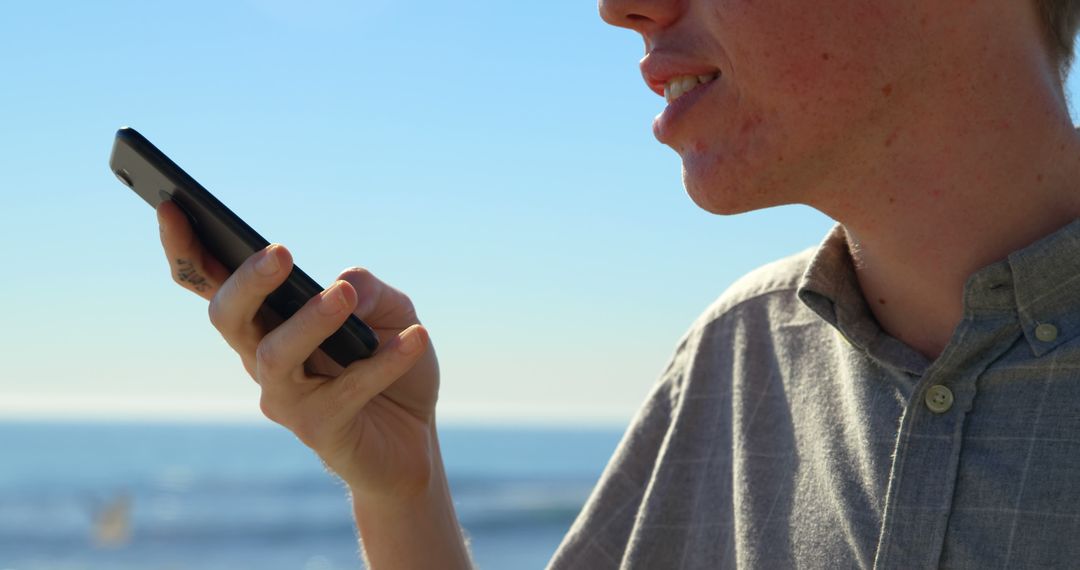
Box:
[350,430,473,570]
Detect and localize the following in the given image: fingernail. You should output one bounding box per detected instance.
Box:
[398,327,422,354]
[256,246,281,276]
[318,282,348,315]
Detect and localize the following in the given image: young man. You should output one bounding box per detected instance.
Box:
[157,0,1080,567]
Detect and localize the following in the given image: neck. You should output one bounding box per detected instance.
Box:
[809,20,1080,360]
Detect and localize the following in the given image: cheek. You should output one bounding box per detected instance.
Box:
[690,13,830,176]
[674,1,893,212]
[720,8,888,164]
[731,1,888,109]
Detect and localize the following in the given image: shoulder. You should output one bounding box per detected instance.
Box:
[711,246,815,315]
[691,245,817,339]
[549,246,826,569]
[658,245,819,385]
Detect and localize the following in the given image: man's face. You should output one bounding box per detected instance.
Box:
[601,0,927,214]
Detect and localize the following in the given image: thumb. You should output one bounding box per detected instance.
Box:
[324,324,429,414]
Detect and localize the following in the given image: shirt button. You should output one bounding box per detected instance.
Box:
[1035,323,1059,342]
[925,385,954,414]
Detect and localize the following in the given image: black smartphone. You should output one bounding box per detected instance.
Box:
[109,127,379,366]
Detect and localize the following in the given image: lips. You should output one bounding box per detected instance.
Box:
[640,53,722,99]
[640,54,723,144]
[652,78,720,144]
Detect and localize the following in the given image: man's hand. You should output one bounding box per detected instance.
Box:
[156,200,471,568]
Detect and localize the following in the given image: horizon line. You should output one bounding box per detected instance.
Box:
[0,394,633,429]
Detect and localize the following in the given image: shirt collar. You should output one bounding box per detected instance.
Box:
[796,224,931,375]
[1004,218,1080,357]
[795,219,1080,372]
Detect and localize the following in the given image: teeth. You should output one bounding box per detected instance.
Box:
[664,72,720,104]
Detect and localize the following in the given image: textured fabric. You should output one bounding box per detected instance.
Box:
[548,220,1080,569]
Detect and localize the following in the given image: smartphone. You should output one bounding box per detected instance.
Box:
[109,127,379,366]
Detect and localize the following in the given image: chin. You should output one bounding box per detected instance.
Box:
[682,165,778,215]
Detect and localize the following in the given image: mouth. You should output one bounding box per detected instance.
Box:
[639,54,725,144]
[664,73,721,104]
[652,72,723,145]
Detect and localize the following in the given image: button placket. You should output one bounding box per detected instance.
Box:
[875,301,1021,568]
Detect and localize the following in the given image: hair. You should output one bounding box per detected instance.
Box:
[1038,0,1080,80]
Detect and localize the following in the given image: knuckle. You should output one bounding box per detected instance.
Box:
[255,340,280,373]
[389,289,419,323]
[258,393,286,425]
[207,295,228,330]
[242,358,258,381]
[334,372,366,402]
[337,266,375,285]
[329,366,378,405]
[320,392,345,419]
[294,303,318,332]
[294,317,317,344]
[384,282,414,308]
[400,296,418,318]
[231,264,254,294]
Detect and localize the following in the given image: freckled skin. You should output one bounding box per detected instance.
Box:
[630,0,931,215]
[884,129,900,148]
[739,114,763,134]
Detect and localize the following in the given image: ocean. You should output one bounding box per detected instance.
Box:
[0,421,623,570]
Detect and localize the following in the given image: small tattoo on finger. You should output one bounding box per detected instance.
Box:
[176,258,211,292]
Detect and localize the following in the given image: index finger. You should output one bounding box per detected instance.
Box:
[157,200,231,300]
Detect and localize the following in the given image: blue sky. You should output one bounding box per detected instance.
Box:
[1,1,1077,425]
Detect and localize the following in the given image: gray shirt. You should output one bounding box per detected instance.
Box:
[548,220,1080,569]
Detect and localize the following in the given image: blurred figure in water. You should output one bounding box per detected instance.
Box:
[92,492,131,548]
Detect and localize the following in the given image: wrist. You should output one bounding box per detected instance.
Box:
[343,420,441,505]
[348,425,472,569]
